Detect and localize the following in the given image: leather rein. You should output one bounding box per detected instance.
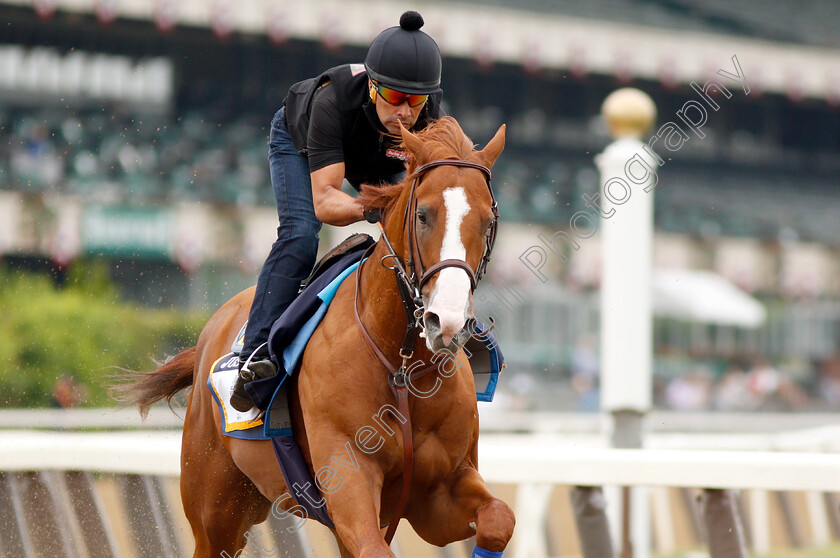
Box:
[352,158,498,544]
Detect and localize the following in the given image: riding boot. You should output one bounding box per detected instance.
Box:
[235,272,307,412]
[230,358,277,413]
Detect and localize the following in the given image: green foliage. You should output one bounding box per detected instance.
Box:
[0,263,208,407]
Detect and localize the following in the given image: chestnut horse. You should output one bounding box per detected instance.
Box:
[118,116,514,557]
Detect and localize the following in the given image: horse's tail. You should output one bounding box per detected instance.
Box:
[111,346,196,419]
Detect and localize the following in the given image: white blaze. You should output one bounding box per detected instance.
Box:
[426,187,472,346]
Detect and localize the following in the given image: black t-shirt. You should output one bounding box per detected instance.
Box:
[283,64,443,188]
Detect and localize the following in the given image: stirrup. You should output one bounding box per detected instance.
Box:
[243,359,277,380]
[230,345,275,412]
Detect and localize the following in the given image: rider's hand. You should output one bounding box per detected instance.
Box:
[363,207,382,224]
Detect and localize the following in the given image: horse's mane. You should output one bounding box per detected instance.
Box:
[358,116,475,213]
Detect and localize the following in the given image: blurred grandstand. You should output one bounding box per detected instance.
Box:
[1,0,839,411]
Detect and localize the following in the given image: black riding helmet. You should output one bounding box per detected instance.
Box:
[364,11,442,95]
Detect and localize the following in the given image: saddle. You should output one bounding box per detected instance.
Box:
[299,233,375,292]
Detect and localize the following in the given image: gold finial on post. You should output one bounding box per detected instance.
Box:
[601,87,656,140]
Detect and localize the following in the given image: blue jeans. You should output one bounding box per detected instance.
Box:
[242,107,321,358]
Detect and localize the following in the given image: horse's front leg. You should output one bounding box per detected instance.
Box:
[407,464,515,556]
[311,440,395,558]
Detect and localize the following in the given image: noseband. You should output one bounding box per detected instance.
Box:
[352,157,498,545]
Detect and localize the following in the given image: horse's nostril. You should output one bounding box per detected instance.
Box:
[423,312,441,331]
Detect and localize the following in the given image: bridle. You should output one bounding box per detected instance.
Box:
[352,157,498,544]
[355,158,498,382]
[405,159,498,293]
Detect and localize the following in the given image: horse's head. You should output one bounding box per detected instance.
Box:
[397,117,505,352]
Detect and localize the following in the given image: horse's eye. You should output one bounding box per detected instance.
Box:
[417,212,427,225]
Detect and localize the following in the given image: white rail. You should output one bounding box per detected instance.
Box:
[0,407,185,429]
[0,430,182,476]
[3,430,840,493]
[3,429,840,557]
[3,407,840,433]
[480,439,840,492]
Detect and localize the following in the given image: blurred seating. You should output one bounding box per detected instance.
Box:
[1,103,837,246]
[0,105,269,207]
[463,0,725,36]
[462,0,840,48]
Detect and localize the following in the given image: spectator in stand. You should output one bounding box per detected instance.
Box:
[713,364,754,411]
[664,366,712,411]
[571,335,600,412]
[11,122,63,190]
[50,374,86,408]
[816,354,840,408]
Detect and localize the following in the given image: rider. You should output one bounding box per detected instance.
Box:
[231,11,445,412]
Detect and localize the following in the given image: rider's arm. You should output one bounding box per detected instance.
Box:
[311,163,365,226]
[306,84,377,226]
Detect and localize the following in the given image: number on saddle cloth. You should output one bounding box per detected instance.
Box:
[299,233,375,293]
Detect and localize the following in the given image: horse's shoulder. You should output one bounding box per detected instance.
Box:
[314,271,358,333]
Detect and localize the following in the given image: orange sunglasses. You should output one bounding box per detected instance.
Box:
[371,81,429,107]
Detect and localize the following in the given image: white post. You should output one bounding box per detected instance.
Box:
[749,490,771,556]
[806,491,831,547]
[513,483,553,558]
[596,135,655,418]
[596,87,658,558]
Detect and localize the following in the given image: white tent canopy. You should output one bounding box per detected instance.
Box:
[652,269,767,328]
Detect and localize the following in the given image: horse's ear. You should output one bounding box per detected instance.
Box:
[476,124,506,168]
[400,125,428,164]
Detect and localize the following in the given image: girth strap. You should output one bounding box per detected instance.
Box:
[384,382,412,545]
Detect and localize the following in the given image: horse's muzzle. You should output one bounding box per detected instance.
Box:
[423,311,473,353]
